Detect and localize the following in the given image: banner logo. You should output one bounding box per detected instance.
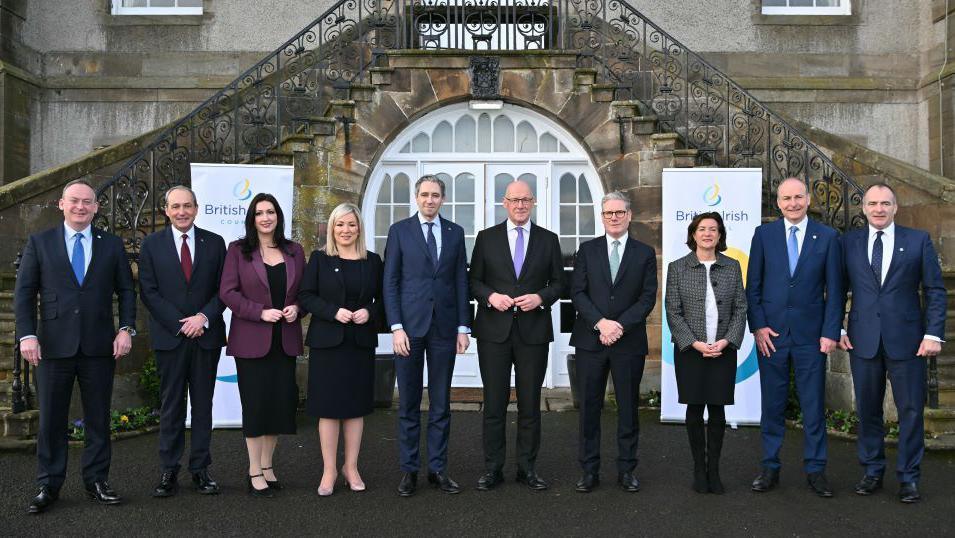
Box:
[702,182,722,206]
[233,179,252,201]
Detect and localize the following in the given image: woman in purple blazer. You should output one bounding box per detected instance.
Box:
[219,193,305,498]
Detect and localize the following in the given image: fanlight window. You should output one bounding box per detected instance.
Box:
[399,113,570,154]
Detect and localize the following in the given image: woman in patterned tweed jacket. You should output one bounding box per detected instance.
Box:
[665,211,747,496]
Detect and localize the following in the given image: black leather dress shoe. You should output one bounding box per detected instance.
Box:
[898,482,920,504]
[397,472,418,497]
[86,481,122,505]
[516,470,549,491]
[428,472,462,494]
[27,486,59,514]
[152,471,179,498]
[854,474,884,496]
[806,472,833,498]
[476,471,504,491]
[261,466,282,491]
[192,470,220,495]
[247,474,273,498]
[751,469,779,492]
[575,473,599,493]
[618,472,641,493]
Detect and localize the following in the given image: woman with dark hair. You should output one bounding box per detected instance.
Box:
[664,211,747,494]
[298,202,383,496]
[219,193,306,498]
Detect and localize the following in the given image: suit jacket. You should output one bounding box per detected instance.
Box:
[219,240,305,359]
[569,235,658,354]
[665,251,747,352]
[298,249,383,349]
[746,218,843,345]
[383,214,470,339]
[14,225,136,359]
[841,225,946,359]
[469,221,564,344]
[139,226,227,351]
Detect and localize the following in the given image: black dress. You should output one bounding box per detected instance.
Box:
[306,258,375,418]
[674,346,737,405]
[234,262,299,437]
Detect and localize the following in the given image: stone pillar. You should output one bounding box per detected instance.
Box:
[0,0,39,185]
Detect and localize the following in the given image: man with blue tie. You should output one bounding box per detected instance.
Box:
[15,179,136,513]
[139,186,227,497]
[383,174,471,497]
[839,183,946,504]
[748,177,843,498]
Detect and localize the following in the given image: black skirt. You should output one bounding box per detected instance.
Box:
[306,342,374,419]
[674,345,737,405]
[235,352,299,437]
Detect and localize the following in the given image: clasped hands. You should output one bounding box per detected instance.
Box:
[333,307,370,325]
[488,292,542,312]
[692,339,729,358]
[260,305,300,323]
[596,318,623,346]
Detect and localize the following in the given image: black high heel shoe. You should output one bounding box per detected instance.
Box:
[247,474,273,498]
[261,467,282,490]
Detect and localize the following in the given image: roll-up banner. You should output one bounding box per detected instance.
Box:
[660,168,762,425]
[189,163,295,428]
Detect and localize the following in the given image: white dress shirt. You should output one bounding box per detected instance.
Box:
[784,216,808,255]
[867,222,894,285]
[419,212,442,259]
[606,232,628,259]
[506,219,532,261]
[172,225,196,262]
[702,260,718,344]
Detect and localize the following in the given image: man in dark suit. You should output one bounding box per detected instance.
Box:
[139,186,226,498]
[839,183,946,504]
[383,174,471,497]
[470,179,564,491]
[569,191,657,493]
[747,177,843,498]
[15,179,136,513]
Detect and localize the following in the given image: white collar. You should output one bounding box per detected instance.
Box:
[783,216,808,233]
[64,222,92,239]
[417,213,440,226]
[172,225,196,238]
[606,233,627,247]
[868,222,895,238]
[507,219,532,232]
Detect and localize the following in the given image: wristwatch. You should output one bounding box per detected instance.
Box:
[120,326,137,337]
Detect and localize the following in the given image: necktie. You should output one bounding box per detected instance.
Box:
[787,225,799,276]
[871,230,884,286]
[610,239,621,283]
[426,222,438,270]
[513,226,525,277]
[181,233,193,283]
[71,232,85,285]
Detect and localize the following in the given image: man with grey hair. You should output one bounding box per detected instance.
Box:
[383,174,471,497]
[139,185,227,498]
[569,191,657,493]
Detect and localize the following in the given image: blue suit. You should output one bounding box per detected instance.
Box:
[383,214,470,473]
[747,218,843,474]
[842,224,946,483]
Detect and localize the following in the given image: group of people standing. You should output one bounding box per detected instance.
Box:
[15,172,945,514]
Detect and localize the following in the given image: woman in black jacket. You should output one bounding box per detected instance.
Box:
[299,203,383,496]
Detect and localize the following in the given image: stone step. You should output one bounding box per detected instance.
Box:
[924,407,955,434]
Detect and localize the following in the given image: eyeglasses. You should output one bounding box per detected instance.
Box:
[504,197,535,206]
[601,210,629,219]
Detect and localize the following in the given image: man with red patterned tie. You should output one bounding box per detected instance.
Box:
[139,186,227,498]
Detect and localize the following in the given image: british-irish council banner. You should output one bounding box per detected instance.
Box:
[660,168,762,425]
[189,163,295,428]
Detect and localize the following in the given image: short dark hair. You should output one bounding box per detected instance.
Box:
[414,174,446,197]
[685,211,728,252]
[864,182,897,203]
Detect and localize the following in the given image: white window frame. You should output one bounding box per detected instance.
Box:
[111,1,203,16]
[761,1,850,15]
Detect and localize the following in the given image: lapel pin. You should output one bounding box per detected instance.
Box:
[334,268,340,272]
[812,234,817,240]
[96,235,102,239]
[899,247,904,252]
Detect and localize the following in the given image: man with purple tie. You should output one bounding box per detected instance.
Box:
[470,179,564,491]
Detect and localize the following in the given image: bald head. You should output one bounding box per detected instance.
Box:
[503,180,535,226]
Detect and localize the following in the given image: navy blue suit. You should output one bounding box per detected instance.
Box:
[842,224,946,483]
[14,225,135,490]
[383,214,470,473]
[747,218,843,474]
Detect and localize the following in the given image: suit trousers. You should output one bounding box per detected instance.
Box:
[758,344,828,473]
[156,340,220,473]
[396,323,456,473]
[850,341,926,483]
[35,353,115,490]
[576,348,645,475]
[477,324,549,473]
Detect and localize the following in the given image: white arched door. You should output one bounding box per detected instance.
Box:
[363,103,603,387]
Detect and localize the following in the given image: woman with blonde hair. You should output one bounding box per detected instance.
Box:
[298,203,383,496]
